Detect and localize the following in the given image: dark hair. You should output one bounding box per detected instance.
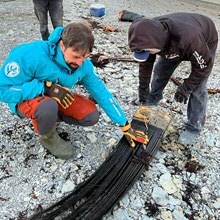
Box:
[61,22,94,54]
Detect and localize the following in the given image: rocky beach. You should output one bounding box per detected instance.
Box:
[0,0,219,219]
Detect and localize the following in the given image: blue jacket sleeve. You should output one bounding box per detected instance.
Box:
[0,79,44,103]
[0,45,46,104]
[81,60,128,126]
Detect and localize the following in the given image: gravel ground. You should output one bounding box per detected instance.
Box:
[0,0,219,219]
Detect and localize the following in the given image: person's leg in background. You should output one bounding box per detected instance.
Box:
[178,47,216,145]
[48,0,63,30]
[186,80,208,133]
[33,0,50,40]
[178,78,208,145]
[147,57,181,105]
[138,55,155,104]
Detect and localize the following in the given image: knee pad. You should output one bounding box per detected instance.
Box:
[80,109,100,126]
[34,98,58,134]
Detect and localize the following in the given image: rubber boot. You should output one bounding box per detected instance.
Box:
[39,127,75,159]
[118,10,144,22]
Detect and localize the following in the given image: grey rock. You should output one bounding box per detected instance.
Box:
[152,186,169,206]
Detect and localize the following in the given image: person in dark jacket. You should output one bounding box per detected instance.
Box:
[128,12,218,145]
[0,22,148,159]
[33,0,63,40]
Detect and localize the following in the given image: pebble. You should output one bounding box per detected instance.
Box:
[213,199,220,209]
[62,180,76,193]
[152,186,169,206]
[161,210,173,220]
[159,173,177,194]
[86,132,97,143]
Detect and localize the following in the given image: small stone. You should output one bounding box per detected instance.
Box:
[50,164,58,172]
[23,197,30,202]
[107,137,117,148]
[152,186,169,206]
[159,173,177,194]
[161,210,172,220]
[87,133,97,143]
[213,198,220,209]
[62,180,75,193]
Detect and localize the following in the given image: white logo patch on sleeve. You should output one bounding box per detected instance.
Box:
[192,51,207,69]
[5,62,20,77]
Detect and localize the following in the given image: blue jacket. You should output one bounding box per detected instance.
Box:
[0,27,127,126]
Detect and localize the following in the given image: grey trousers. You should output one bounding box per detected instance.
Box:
[148,57,210,133]
[33,0,63,40]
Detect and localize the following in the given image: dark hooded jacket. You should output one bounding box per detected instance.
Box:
[128,12,218,91]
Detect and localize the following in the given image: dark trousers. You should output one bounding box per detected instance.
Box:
[148,57,209,133]
[33,0,63,40]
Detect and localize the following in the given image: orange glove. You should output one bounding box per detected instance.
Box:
[121,122,149,147]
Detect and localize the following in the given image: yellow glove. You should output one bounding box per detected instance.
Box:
[44,81,74,109]
[121,123,149,147]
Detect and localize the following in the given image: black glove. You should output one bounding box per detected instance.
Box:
[121,122,149,147]
[118,10,144,22]
[44,81,74,109]
[174,83,191,104]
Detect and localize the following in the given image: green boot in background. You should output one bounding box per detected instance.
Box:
[39,127,75,159]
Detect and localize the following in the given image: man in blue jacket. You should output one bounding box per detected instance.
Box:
[0,22,148,159]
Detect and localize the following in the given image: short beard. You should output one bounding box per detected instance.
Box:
[67,62,79,70]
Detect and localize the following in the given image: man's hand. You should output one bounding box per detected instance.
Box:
[121,123,149,147]
[44,82,74,109]
[174,83,191,104]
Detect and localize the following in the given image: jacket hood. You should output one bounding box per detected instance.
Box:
[48,26,64,58]
[48,26,64,44]
[47,26,73,72]
[128,18,169,52]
